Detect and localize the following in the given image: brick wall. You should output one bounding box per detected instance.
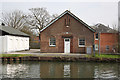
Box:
[30,36,40,49]
[40,14,94,53]
[94,33,118,53]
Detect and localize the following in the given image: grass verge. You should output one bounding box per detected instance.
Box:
[86,53,120,58]
[0,53,120,59]
[0,54,34,57]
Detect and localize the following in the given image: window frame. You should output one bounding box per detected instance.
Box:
[49,37,56,47]
[106,45,109,51]
[95,44,98,51]
[95,33,98,40]
[78,38,85,47]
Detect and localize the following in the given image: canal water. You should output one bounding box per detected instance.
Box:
[0,61,120,78]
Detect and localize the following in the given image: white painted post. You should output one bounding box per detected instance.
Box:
[0,36,2,53]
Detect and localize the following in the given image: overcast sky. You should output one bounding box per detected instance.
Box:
[0,0,120,28]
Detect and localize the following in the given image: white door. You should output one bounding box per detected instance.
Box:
[64,38,70,53]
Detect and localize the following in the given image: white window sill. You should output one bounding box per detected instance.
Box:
[95,39,98,40]
[79,45,85,47]
[49,45,56,47]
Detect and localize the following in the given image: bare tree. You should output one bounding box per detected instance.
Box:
[112,24,118,31]
[25,7,51,33]
[51,14,58,20]
[118,17,120,32]
[1,10,26,30]
[21,26,33,35]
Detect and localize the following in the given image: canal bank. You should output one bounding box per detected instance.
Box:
[0,49,119,62]
[0,53,120,62]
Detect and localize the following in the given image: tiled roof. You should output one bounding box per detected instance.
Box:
[91,23,118,33]
[0,25,29,37]
[40,10,95,32]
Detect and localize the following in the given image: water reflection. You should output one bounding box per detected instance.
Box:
[2,62,40,78]
[94,63,119,78]
[0,64,2,79]
[7,64,29,78]
[1,61,120,78]
[64,64,70,78]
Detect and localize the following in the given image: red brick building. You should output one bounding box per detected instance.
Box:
[93,24,118,53]
[40,10,95,53]
[30,35,40,49]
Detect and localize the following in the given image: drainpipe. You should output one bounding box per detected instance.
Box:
[99,32,101,55]
[93,33,95,57]
[117,27,119,53]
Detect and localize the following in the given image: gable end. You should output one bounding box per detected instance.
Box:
[40,10,95,33]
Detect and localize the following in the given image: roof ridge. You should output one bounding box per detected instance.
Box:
[40,10,95,32]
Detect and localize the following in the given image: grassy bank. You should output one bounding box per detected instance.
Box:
[86,54,120,58]
[1,53,120,62]
[0,53,120,59]
[95,54,120,58]
[0,54,34,57]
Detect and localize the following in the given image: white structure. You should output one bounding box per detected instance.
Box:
[0,25,29,53]
[0,35,29,53]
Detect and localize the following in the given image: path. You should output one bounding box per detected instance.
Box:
[8,49,86,57]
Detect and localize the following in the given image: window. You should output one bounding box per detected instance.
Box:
[65,38,69,41]
[95,33,98,40]
[65,19,66,26]
[49,37,56,46]
[95,44,98,51]
[69,19,70,26]
[106,45,109,51]
[65,17,70,27]
[79,38,85,47]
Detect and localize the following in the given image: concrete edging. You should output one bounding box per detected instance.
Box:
[1,56,120,62]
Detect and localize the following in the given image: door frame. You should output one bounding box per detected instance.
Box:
[64,38,70,53]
